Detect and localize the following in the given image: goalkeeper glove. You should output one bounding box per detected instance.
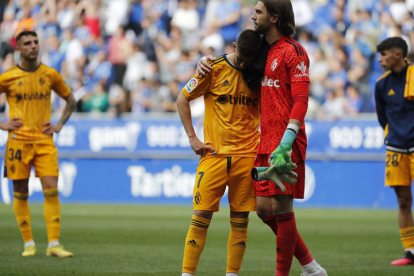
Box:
[251,163,298,192]
[269,128,297,173]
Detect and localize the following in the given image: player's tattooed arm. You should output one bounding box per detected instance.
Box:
[58,93,77,126]
[42,93,76,135]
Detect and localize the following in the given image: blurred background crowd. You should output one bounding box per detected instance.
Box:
[0,0,413,120]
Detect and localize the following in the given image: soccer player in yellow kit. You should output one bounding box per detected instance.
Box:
[0,31,76,257]
[177,29,262,276]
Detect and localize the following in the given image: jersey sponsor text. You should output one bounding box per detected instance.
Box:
[261,76,280,88]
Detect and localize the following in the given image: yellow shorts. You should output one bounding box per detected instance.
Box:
[193,155,256,212]
[4,139,59,180]
[385,150,414,187]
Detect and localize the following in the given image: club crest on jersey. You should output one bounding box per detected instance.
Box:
[295,61,309,77]
[195,191,201,205]
[39,77,45,86]
[185,78,198,93]
[271,58,278,71]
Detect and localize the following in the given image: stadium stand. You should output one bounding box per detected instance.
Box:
[0,0,413,120]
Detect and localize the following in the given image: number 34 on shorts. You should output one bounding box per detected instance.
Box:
[4,140,59,180]
[385,150,414,187]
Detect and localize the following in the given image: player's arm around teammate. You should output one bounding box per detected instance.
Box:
[249,1,327,276]
[0,30,76,258]
[194,2,326,274]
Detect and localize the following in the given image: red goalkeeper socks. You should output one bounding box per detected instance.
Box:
[295,232,314,266]
[263,215,278,235]
[263,214,314,268]
[275,212,297,276]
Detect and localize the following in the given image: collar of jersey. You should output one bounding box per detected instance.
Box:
[390,62,410,78]
[17,62,41,73]
[223,54,241,71]
[269,36,288,49]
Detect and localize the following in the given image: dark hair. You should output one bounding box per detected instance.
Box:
[236,29,262,57]
[260,0,295,36]
[16,31,38,43]
[376,37,408,58]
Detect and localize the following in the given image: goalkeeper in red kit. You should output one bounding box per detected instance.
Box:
[197,1,328,275]
[251,1,328,275]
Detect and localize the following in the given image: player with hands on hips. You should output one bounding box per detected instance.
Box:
[0,117,24,131]
[0,30,76,258]
[189,135,215,157]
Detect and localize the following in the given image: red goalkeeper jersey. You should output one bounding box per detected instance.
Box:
[258,36,310,161]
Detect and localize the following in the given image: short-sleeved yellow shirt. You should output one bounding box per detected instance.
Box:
[182,55,260,157]
[0,63,71,142]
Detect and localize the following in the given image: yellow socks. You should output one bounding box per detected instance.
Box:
[13,192,33,243]
[43,188,61,243]
[182,215,210,274]
[226,218,249,274]
[14,188,62,246]
[400,226,414,250]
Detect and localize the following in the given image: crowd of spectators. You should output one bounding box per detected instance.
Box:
[0,0,413,121]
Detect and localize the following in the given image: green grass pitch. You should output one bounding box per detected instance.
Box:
[0,204,413,276]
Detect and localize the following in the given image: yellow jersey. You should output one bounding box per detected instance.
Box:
[0,63,71,142]
[182,55,260,157]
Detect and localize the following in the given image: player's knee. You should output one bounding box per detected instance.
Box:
[194,210,213,220]
[40,176,58,191]
[13,185,29,194]
[13,180,29,193]
[256,207,272,219]
[271,204,293,216]
[398,196,412,210]
[230,211,249,219]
